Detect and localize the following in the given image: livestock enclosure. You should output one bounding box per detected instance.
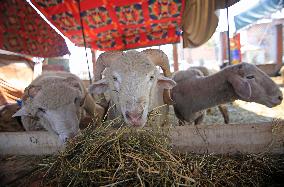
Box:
[1,81,284,185]
[1,81,284,186]
[1,120,284,186]
[1,121,284,155]
[1,0,284,186]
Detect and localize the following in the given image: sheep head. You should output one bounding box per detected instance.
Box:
[227,63,283,107]
[89,50,176,127]
[172,68,204,82]
[13,77,85,143]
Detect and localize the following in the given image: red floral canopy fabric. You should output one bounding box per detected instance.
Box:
[31,0,184,51]
[0,0,69,57]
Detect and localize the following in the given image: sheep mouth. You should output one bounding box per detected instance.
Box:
[264,98,282,108]
[128,117,145,127]
[123,109,146,127]
[130,122,144,127]
[124,116,146,127]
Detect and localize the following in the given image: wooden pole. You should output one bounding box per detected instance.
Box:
[276,24,283,67]
[220,32,228,68]
[91,49,96,80]
[173,44,179,71]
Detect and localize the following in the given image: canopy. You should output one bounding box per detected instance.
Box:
[234,0,284,31]
[182,0,239,48]
[31,0,184,51]
[0,0,69,57]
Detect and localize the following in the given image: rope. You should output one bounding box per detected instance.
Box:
[76,0,92,84]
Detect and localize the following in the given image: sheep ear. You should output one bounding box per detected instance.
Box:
[24,85,41,98]
[157,76,176,89]
[12,107,28,117]
[89,79,109,94]
[228,75,252,99]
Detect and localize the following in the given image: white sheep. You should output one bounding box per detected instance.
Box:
[89,49,176,127]
[13,72,103,142]
[172,63,283,124]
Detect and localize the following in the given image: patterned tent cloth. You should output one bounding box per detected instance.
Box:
[31,0,184,51]
[0,0,69,57]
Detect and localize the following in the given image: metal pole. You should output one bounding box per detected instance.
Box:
[226,1,231,65]
[77,0,92,84]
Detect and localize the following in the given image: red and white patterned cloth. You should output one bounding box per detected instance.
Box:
[31,0,184,51]
[0,0,69,57]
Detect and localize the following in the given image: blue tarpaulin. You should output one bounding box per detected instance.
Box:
[234,0,284,31]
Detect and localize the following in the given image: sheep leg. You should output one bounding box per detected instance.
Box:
[218,104,229,124]
[178,119,185,126]
[194,114,204,125]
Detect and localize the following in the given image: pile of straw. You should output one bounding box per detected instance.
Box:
[34,122,284,186]
[37,123,195,186]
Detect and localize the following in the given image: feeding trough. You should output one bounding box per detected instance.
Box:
[1,121,284,155]
[1,121,284,186]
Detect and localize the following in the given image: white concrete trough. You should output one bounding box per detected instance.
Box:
[171,122,284,154]
[0,131,63,155]
[0,122,284,155]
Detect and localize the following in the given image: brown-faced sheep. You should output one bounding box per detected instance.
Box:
[190,66,229,124]
[13,72,104,143]
[172,63,283,125]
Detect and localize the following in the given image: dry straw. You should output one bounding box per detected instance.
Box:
[36,120,196,186]
[33,118,284,186]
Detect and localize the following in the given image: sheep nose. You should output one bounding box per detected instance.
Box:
[279,95,283,101]
[125,110,143,124]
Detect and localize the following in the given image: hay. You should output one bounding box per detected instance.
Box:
[31,120,284,187]
[36,122,195,186]
[181,153,284,186]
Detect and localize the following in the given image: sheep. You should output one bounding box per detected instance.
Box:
[13,72,104,142]
[172,63,283,125]
[190,66,229,124]
[89,49,176,127]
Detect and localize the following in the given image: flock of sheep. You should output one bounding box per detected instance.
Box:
[13,49,283,143]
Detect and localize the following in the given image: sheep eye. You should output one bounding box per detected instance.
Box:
[113,76,118,81]
[246,75,255,79]
[38,107,46,113]
[74,97,82,106]
[150,75,154,80]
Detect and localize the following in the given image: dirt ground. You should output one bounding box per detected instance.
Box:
[0,155,46,186]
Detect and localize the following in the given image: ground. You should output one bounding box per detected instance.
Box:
[0,156,44,186]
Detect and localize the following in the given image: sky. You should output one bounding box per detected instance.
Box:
[216,0,260,35]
